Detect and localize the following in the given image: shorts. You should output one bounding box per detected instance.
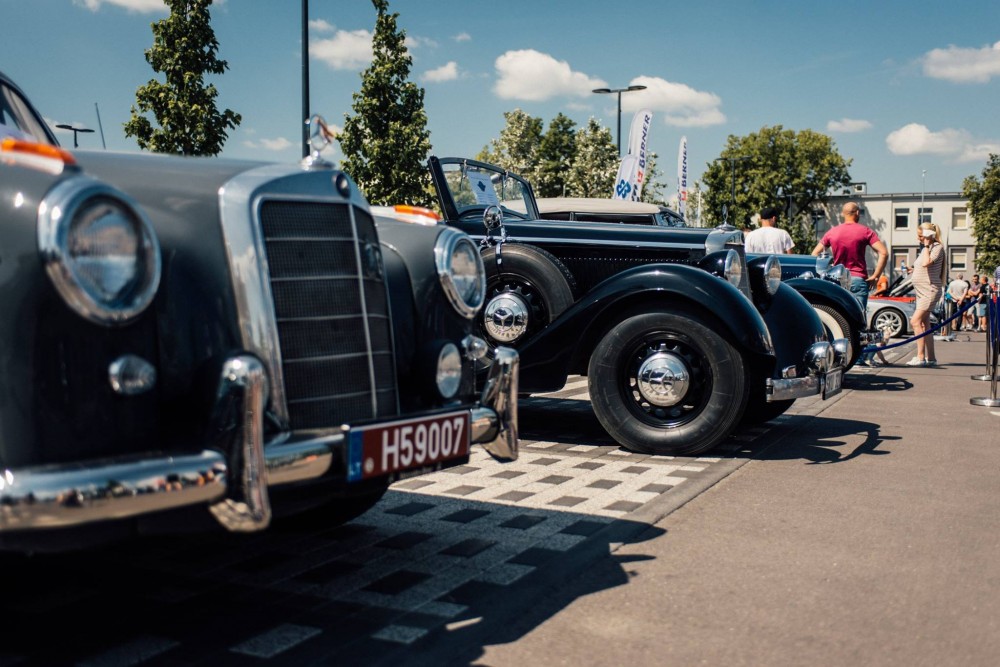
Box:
[977,303,987,317]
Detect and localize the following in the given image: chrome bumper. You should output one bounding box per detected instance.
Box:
[0,347,519,534]
[765,339,846,402]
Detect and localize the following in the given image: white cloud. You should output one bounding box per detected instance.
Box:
[453,32,472,42]
[311,28,373,70]
[308,19,335,33]
[885,123,999,163]
[827,118,873,133]
[922,40,1000,83]
[243,137,292,152]
[620,76,726,128]
[423,61,459,83]
[493,50,606,101]
[75,0,165,12]
[406,35,438,50]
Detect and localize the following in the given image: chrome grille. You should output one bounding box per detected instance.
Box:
[260,201,397,429]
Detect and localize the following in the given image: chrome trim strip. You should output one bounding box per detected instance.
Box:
[465,233,705,251]
[766,375,821,401]
[346,204,380,418]
[435,228,487,319]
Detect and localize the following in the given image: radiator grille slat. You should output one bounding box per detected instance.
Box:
[260,201,397,429]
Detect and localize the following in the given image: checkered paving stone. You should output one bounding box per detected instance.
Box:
[0,376,801,666]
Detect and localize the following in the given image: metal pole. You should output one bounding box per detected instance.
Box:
[616,91,622,156]
[94,103,107,149]
[301,0,310,158]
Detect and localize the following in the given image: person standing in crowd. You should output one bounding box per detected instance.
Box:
[964,275,982,331]
[745,206,794,254]
[975,274,989,332]
[947,273,969,330]
[872,273,889,296]
[906,222,945,366]
[811,201,888,311]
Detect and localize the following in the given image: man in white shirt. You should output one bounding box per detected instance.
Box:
[744,206,794,255]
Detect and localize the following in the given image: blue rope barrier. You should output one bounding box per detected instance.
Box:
[861,300,977,353]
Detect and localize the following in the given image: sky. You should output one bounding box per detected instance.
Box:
[4,0,1000,197]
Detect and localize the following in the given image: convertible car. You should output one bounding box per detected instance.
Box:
[426,157,849,457]
[0,72,518,552]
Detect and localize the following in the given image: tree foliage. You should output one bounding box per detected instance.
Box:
[338,0,433,207]
[566,118,619,198]
[640,151,667,205]
[701,126,852,252]
[476,109,544,182]
[533,113,577,197]
[124,0,240,156]
[963,153,1000,275]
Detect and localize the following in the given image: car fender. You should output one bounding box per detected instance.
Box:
[786,276,866,328]
[757,283,829,376]
[513,263,775,392]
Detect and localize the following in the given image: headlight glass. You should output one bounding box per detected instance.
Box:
[824,265,851,291]
[435,228,486,319]
[436,343,462,398]
[723,249,742,289]
[764,256,782,295]
[39,177,161,325]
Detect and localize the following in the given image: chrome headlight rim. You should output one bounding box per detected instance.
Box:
[764,255,782,295]
[824,264,851,291]
[723,249,742,289]
[435,227,486,320]
[37,176,161,326]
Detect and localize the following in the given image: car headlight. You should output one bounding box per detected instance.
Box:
[824,264,851,291]
[435,227,486,319]
[764,255,782,295]
[723,249,742,289]
[436,342,462,398]
[38,176,161,325]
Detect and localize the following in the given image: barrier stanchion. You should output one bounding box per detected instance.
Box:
[971,287,994,381]
[970,290,999,407]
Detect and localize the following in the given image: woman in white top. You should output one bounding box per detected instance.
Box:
[906,222,945,366]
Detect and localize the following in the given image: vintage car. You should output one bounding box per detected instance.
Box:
[519,196,869,368]
[752,253,875,368]
[426,157,848,457]
[0,72,518,552]
[532,197,687,227]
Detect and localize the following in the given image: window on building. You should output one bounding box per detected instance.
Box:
[894,208,910,229]
[892,250,909,277]
[950,248,968,273]
[918,207,932,225]
[952,207,968,230]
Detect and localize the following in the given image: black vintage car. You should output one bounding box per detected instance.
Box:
[427,157,848,457]
[0,73,518,552]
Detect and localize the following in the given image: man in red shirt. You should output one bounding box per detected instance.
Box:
[811,201,888,311]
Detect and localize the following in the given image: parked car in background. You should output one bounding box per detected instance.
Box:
[865,278,942,338]
[532,197,686,227]
[0,72,518,552]
[426,156,847,457]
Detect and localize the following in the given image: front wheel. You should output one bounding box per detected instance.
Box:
[872,307,906,338]
[588,312,748,456]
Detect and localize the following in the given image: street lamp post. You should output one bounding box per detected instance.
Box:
[55,124,94,148]
[591,85,647,155]
[714,155,751,223]
[302,0,311,158]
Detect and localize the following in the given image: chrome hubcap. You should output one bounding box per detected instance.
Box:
[483,292,530,343]
[636,352,690,407]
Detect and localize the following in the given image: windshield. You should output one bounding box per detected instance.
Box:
[0,81,55,144]
[440,161,534,220]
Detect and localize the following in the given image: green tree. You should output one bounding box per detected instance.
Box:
[963,153,1000,275]
[639,151,668,205]
[338,0,433,207]
[566,118,619,198]
[701,126,852,250]
[124,0,240,156]
[533,113,577,197]
[476,109,544,182]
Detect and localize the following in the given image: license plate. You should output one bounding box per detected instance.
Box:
[347,411,470,482]
[823,368,843,399]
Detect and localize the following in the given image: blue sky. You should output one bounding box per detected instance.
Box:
[4,0,1000,196]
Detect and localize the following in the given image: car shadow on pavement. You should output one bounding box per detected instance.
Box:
[844,373,914,392]
[0,493,663,667]
[753,416,900,465]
